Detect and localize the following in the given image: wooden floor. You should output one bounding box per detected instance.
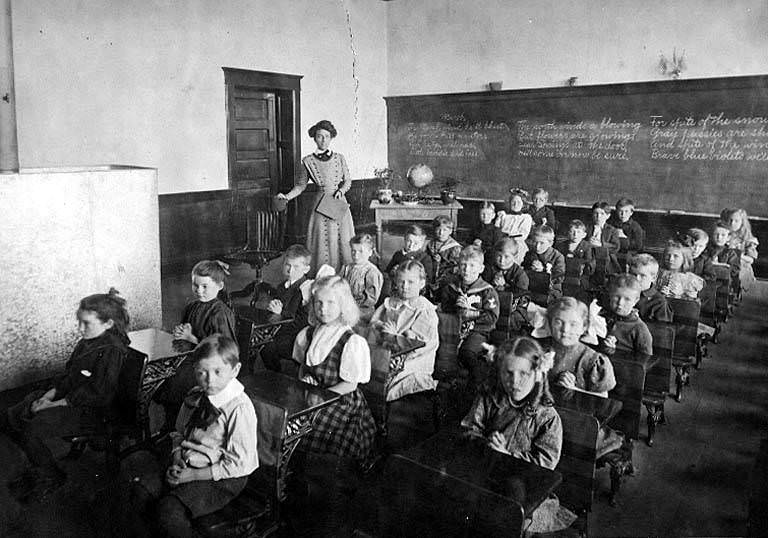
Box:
[0,236,766,536]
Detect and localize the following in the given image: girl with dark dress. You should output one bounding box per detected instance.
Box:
[1,289,130,503]
[155,260,237,427]
[278,120,355,273]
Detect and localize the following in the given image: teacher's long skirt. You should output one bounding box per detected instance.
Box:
[306,193,354,273]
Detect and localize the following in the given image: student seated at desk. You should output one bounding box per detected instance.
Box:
[156,260,237,426]
[538,297,616,398]
[522,225,565,306]
[587,201,623,277]
[370,260,439,401]
[556,219,595,277]
[440,246,500,390]
[291,276,377,533]
[705,220,741,286]
[131,335,259,538]
[462,337,576,534]
[385,224,434,278]
[471,201,504,264]
[258,244,313,372]
[628,254,673,323]
[721,207,759,293]
[483,237,529,296]
[527,187,558,232]
[536,298,624,459]
[292,276,377,462]
[426,216,462,301]
[682,228,714,280]
[598,274,653,356]
[495,188,532,265]
[609,198,645,255]
[339,233,383,323]
[657,240,704,300]
[1,289,129,503]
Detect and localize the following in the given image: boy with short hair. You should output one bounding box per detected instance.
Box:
[483,238,529,336]
[610,198,646,254]
[441,246,500,388]
[628,254,673,323]
[588,201,623,280]
[483,238,529,296]
[427,215,462,299]
[600,273,653,356]
[556,219,595,273]
[705,220,741,286]
[258,244,312,371]
[523,225,566,306]
[472,201,503,255]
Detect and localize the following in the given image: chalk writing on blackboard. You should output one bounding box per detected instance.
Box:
[650,113,768,161]
[406,120,512,159]
[516,118,641,161]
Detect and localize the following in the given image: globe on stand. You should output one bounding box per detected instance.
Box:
[406,164,434,204]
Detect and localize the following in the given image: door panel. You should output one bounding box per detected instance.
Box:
[228,88,278,194]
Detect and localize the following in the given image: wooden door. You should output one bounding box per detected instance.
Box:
[227,87,278,195]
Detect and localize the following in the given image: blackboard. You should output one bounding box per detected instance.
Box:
[385,75,768,217]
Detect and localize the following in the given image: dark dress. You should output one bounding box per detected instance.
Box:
[154,298,237,419]
[298,328,376,462]
[2,331,127,470]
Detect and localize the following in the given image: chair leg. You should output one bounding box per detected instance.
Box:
[430,390,442,433]
[644,402,662,447]
[674,364,691,402]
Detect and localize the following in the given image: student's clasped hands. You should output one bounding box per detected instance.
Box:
[166,450,191,487]
[488,431,511,455]
[267,299,284,315]
[173,322,194,342]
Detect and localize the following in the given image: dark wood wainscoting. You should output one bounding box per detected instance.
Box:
[159,179,380,274]
[159,190,243,273]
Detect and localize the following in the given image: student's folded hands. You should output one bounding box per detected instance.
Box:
[488,431,511,455]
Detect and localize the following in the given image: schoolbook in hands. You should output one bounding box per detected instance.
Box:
[315,193,348,220]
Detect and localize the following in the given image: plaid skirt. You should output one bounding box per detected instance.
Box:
[302,388,376,462]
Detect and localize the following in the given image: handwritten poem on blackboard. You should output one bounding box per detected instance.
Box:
[517,118,641,160]
[649,113,768,161]
[405,113,768,163]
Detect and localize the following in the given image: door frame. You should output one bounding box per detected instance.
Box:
[222,68,302,195]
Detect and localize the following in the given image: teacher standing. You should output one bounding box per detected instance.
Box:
[278,120,354,273]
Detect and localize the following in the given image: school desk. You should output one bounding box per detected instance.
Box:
[382,428,562,537]
[128,328,195,430]
[369,199,463,251]
[234,305,294,371]
[551,385,623,427]
[241,371,340,501]
[361,331,427,434]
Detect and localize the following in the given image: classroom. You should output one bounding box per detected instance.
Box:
[0,1,767,536]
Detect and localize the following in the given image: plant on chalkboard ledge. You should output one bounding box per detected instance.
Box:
[439,176,461,205]
[658,48,686,79]
[373,167,400,204]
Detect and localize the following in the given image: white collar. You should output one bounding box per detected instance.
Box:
[208,378,245,408]
[306,323,352,366]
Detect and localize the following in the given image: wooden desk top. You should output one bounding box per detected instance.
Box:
[234,305,294,328]
[128,328,194,362]
[396,428,562,516]
[552,385,623,426]
[610,351,659,372]
[241,371,339,421]
[370,199,463,211]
